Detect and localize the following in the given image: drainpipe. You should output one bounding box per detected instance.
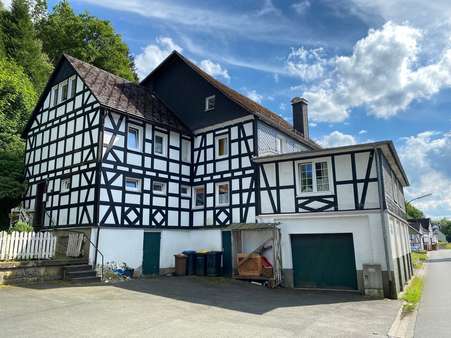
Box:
[375,147,394,296]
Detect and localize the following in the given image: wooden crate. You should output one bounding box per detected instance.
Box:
[237,253,262,277]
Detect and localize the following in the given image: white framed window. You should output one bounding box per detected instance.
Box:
[127,126,140,151]
[61,80,68,101]
[180,185,190,197]
[205,95,216,111]
[193,186,205,208]
[52,86,59,106]
[125,177,141,192]
[296,158,332,195]
[70,76,77,98]
[216,182,230,206]
[215,134,228,158]
[60,177,71,193]
[181,138,191,162]
[276,137,283,153]
[154,131,167,155]
[152,181,167,195]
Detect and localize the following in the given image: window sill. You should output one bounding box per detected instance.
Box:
[296,191,334,198]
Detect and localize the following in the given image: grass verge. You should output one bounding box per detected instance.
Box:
[401,276,424,316]
[439,242,451,249]
[411,251,427,269]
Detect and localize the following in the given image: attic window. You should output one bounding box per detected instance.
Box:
[205,95,216,111]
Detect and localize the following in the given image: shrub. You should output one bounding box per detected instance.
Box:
[10,221,33,233]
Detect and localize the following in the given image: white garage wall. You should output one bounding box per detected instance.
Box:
[159,229,222,268]
[258,212,387,271]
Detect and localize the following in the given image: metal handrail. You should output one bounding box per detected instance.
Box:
[68,230,104,280]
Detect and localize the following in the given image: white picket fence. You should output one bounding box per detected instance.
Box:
[0,231,56,260]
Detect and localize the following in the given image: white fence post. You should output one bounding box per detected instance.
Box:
[0,231,57,261]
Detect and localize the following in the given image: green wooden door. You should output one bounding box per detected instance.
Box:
[142,232,161,275]
[291,233,358,290]
[222,231,232,277]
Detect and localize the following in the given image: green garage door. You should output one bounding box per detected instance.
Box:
[291,233,358,290]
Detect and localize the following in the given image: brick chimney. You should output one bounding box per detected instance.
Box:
[291,97,309,138]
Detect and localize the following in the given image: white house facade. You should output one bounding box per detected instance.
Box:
[22,52,412,298]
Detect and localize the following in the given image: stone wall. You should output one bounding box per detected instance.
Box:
[0,259,86,284]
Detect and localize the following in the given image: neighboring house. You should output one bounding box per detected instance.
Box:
[408,223,424,252]
[409,218,435,250]
[21,51,412,298]
[433,224,447,243]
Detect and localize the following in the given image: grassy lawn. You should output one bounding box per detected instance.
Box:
[411,251,428,269]
[439,242,451,249]
[401,276,424,315]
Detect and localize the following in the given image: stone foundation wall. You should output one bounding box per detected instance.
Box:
[0,259,87,285]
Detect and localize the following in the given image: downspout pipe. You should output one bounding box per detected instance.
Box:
[375,147,394,296]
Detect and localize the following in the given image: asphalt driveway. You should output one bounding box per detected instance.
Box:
[0,276,400,337]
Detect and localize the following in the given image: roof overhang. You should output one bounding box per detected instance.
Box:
[253,140,409,187]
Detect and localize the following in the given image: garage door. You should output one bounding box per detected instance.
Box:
[291,233,357,290]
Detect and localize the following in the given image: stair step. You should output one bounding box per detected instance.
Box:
[64,264,93,272]
[66,270,98,279]
[69,276,101,283]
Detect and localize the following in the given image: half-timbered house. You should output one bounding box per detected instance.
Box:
[22,51,412,298]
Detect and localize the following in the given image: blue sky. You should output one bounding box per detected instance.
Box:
[47,0,450,218]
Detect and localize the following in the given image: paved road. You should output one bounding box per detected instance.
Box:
[414,249,451,338]
[0,276,400,337]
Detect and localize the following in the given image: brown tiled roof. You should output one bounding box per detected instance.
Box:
[64,54,189,134]
[142,51,320,150]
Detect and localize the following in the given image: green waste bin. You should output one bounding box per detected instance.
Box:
[195,252,207,276]
[207,251,223,276]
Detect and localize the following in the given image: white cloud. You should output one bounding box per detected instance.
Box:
[317,131,357,148]
[135,37,182,80]
[245,89,263,103]
[199,59,230,80]
[286,47,327,81]
[359,130,367,134]
[297,22,451,122]
[292,1,311,15]
[398,130,451,217]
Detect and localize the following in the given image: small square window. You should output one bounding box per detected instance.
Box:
[61,81,68,101]
[205,95,216,111]
[61,177,71,193]
[194,186,205,207]
[180,185,190,197]
[216,135,228,158]
[125,177,141,192]
[152,181,167,195]
[154,132,166,155]
[128,126,140,150]
[181,138,191,162]
[216,182,229,206]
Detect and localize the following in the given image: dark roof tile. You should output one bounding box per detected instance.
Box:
[65,54,189,134]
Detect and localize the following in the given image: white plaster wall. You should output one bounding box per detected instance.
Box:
[93,228,144,270]
[259,212,387,271]
[159,229,222,268]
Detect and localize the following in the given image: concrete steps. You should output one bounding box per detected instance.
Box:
[64,264,101,283]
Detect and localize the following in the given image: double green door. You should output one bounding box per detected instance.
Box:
[291,233,358,290]
[142,232,161,275]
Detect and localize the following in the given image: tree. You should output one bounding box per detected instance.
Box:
[405,202,424,219]
[436,218,451,241]
[0,0,52,92]
[38,1,138,81]
[0,57,37,229]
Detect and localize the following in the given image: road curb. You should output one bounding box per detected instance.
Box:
[387,303,418,338]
